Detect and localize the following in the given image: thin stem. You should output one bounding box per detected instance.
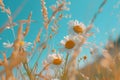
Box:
[37,63,51,77]
[47,3,64,29]
[11,28,16,39]
[90,0,107,24]
[31,48,43,73]
[64,53,69,70]
[62,53,69,80]
[17,67,26,80]
[23,62,35,80]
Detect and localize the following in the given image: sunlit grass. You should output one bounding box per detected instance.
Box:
[1,0,120,80]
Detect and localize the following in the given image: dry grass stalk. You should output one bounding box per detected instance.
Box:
[23,12,33,37]
[90,0,107,24]
[41,0,48,29]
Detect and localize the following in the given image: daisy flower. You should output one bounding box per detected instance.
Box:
[23,41,32,50]
[60,35,84,53]
[18,41,32,50]
[44,53,64,69]
[3,41,13,48]
[3,41,32,50]
[68,20,86,35]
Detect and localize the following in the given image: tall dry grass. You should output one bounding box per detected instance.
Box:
[1,0,120,80]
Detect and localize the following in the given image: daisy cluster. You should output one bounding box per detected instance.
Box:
[44,20,88,67]
[60,20,90,53]
[41,20,93,80]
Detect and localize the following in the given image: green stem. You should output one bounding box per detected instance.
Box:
[62,53,69,80]
[23,62,35,80]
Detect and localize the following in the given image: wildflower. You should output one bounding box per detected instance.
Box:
[64,40,75,49]
[19,41,24,47]
[83,55,87,60]
[3,40,32,50]
[3,41,13,48]
[19,41,32,50]
[53,58,62,65]
[68,20,86,35]
[45,53,63,68]
[60,35,82,53]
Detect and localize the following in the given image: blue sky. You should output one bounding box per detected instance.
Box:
[0,0,120,69]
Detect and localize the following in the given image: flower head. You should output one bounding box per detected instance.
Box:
[83,55,87,60]
[60,35,83,53]
[3,41,13,48]
[44,53,64,69]
[22,41,32,50]
[3,41,32,50]
[65,40,75,49]
[68,20,86,35]
[19,41,25,47]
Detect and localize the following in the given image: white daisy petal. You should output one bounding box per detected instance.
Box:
[68,20,86,35]
[3,42,13,48]
[45,53,64,69]
[60,35,84,53]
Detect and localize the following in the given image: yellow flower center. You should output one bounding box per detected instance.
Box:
[73,25,83,34]
[53,58,62,65]
[19,41,24,46]
[83,56,87,60]
[65,40,75,49]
